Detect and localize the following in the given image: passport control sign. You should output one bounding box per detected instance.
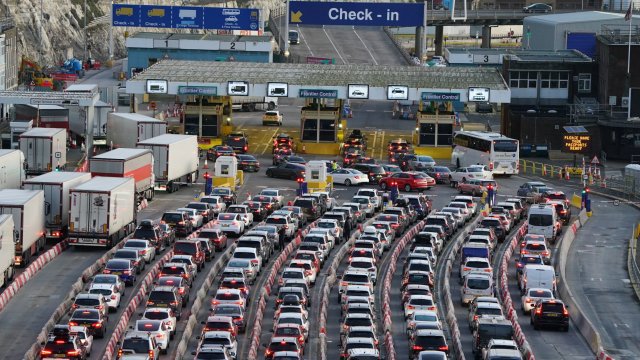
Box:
[289,1,425,27]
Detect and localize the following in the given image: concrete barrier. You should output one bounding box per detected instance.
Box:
[555,210,614,358]
[24,237,129,360]
[0,240,68,313]
[381,220,426,360]
[103,250,174,360]
[173,244,236,360]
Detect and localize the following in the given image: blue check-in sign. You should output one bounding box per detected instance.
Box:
[112,4,140,27]
[140,5,171,28]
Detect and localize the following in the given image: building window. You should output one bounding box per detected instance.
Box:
[509,71,538,89]
[578,73,591,92]
[540,71,569,89]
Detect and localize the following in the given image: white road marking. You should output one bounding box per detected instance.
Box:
[352,28,378,65]
[297,24,314,57]
[323,27,347,64]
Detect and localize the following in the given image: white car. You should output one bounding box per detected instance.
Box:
[460,257,492,280]
[232,247,262,274]
[135,320,171,353]
[142,308,177,336]
[259,188,284,206]
[453,195,478,215]
[215,213,245,236]
[330,168,369,186]
[227,205,254,226]
[213,288,247,309]
[450,166,492,185]
[169,255,198,279]
[316,218,342,239]
[177,207,204,229]
[355,189,382,210]
[405,310,440,334]
[198,331,238,359]
[521,287,554,313]
[123,239,156,263]
[404,294,437,318]
[88,283,121,312]
[351,196,375,217]
[273,312,309,337]
[289,259,317,284]
[278,267,308,287]
[347,257,377,284]
[70,325,94,356]
[200,195,227,214]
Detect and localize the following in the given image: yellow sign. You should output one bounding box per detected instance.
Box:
[563,135,590,153]
[291,11,303,23]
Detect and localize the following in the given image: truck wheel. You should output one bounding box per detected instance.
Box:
[167,182,174,193]
[268,102,276,110]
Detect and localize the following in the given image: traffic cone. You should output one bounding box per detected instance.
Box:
[203,158,209,169]
[542,165,547,177]
[565,166,570,180]
[301,144,307,154]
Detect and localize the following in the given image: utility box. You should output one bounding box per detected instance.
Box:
[107,112,167,149]
[0,150,26,190]
[19,127,67,175]
[214,156,238,178]
[23,171,92,241]
[305,160,328,182]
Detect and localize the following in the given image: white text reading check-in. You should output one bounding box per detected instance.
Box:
[329,8,373,21]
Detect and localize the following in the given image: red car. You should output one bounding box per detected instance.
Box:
[379,172,435,192]
[342,153,361,167]
[173,240,205,270]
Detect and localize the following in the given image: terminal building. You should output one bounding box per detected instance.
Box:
[125,32,275,76]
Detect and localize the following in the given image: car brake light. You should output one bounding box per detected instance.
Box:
[93,323,102,328]
[563,308,569,316]
[149,350,154,358]
[489,162,494,170]
[251,259,259,265]
[41,350,53,356]
[535,307,542,315]
[178,221,184,225]
[69,321,78,326]
[439,345,449,351]
[413,345,423,351]
[407,305,415,310]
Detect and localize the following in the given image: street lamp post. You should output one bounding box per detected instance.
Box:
[284,0,290,58]
[83,0,87,60]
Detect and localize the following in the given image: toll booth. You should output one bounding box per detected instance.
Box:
[181,95,231,150]
[212,155,243,189]
[305,160,332,193]
[414,99,456,159]
[300,98,342,155]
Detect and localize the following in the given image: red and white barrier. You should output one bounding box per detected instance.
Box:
[103,250,174,360]
[0,240,68,313]
[381,220,426,360]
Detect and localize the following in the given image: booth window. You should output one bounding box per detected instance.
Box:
[221,164,229,176]
[302,119,317,141]
[319,120,336,142]
[419,123,436,146]
[437,124,453,146]
[311,170,320,180]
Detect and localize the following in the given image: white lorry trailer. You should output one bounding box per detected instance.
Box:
[0,150,26,190]
[23,172,92,242]
[106,113,167,149]
[92,101,113,147]
[68,177,136,248]
[232,96,277,112]
[137,134,199,193]
[0,189,46,267]
[19,127,67,175]
[0,214,15,287]
[90,148,155,201]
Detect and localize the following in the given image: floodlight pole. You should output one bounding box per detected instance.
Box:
[284,0,290,57]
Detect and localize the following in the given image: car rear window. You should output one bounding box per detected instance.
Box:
[525,243,546,251]
[343,273,369,283]
[414,335,446,347]
[144,311,169,320]
[345,317,372,326]
[44,341,75,352]
[106,260,130,270]
[542,303,565,312]
[233,251,255,259]
[409,297,433,305]
[161,266,186,275]
[466,261,489,268]
[75,298,99,306]
[480,219,501,227]
[89,289,112,296]
[202,337,230,346]
[149,291,175,302]
[478,324,513,339]
[216,292,240,300]
[529,214,553,226]
[269,341,298,352]
[122,338,150,353]
[174,242,197,254]
[467,278,490,289]
[218,214,236,221]
[266,217,287,225]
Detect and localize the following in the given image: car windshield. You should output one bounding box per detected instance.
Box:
[529,214,553,226]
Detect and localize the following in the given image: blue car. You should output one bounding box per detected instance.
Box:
[103,259,137,286]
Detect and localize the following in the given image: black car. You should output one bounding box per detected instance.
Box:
[161,211,193,237]
[210,187,237,206]
[69,309,107,338]
[237,154,260,172]
[147,286,183,320]
[156,275,191,306]
[351,164,386,184]
[531,299,569,331]
[424,166,452,184]
[40,336,87,359]
[225,132,249,153]
[243,200,268,221]
[133,219,167,251]
[185,202,215,223]
[266,162,306,180]
[283,155,306,165]
[273,148,293,165]
[207,145,235,161]
[113,249,145,274]
[409,329,449,357]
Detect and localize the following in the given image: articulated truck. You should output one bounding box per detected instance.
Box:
[137,134,199,193]
[107,112,167,149]
[0,190,46,267]
[0,215,15,287]
[68,177,137,248]
[90,148,155,202]
[0,150,26,190]
[19,127,67,175]
[23,172,92,241]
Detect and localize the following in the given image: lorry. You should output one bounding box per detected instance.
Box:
[0,150,26,190]
[9,120,33,149]
[232,96,277,112]
[19,127,67,175]
[0,214,15,287]
[106,112,167,149]
[0,189,46,267]
[91,101,113,147]
[23,171,92,241]
[68,177,137,248]
[14,104,70,133]
[137,134,199,193]
[90,148,155,202]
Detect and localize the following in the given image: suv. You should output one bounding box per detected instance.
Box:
[530,299,569,331]
[173,240,206,271]
[293,197,320,221]
[352,164,386,184]
[133,219,166,252]
[69,309,107,338]
[118,331,160,360]
[71,293,109,317]
[41,335,87,360]
[198,228,228,252]
[472,317,514,356]
[161,211,193,237]
[409,329,449,357]
[225,132,249,153]
[186,202,215,223]
[146,286,183,319]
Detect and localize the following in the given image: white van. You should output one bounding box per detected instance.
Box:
[527,204,557,242]
[461,272,494,305]
[519,264,556,294]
